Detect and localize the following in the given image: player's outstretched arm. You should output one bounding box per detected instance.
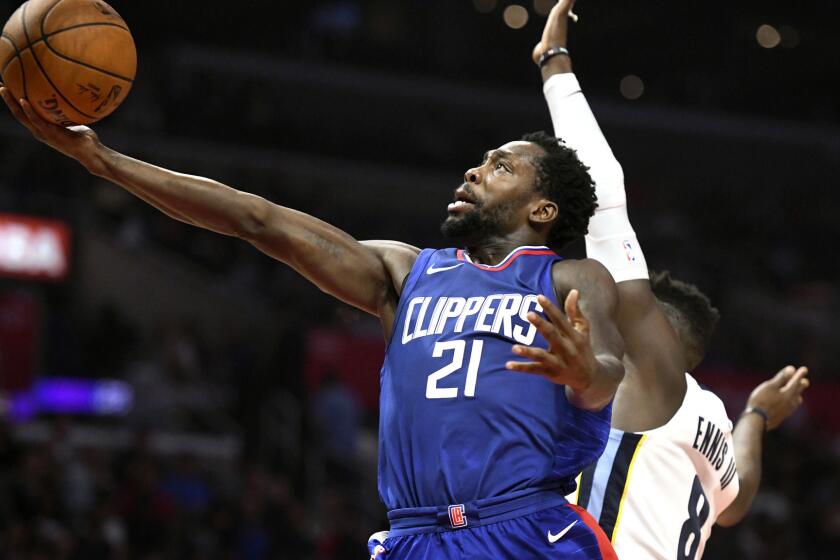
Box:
[534,1,687,422]
[0,87,419,328]
[535,0,648,291]
[716,366,809,527]
[507,259,624,412]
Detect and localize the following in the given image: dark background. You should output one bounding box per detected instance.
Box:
[0,1,838,558]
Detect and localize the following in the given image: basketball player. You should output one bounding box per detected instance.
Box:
[533,2,810,558]
[1,79,624,556]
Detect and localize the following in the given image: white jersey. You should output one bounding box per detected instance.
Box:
[568,373,739,560]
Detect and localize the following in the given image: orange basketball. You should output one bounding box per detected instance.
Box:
[0,0,136,126]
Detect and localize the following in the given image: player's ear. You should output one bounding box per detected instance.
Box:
[530,199,558,226]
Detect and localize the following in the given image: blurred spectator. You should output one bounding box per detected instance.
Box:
[312,373,362,483]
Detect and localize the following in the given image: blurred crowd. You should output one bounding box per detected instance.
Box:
[0,418,377,559]
[1,409,839,558]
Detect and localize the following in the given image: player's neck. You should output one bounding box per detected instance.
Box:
[464,236,545,266]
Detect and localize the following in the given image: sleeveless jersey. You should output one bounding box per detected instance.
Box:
[378,246,612,511]
[569,373,739,560]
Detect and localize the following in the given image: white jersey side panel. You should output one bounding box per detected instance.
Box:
[569,373,739,560]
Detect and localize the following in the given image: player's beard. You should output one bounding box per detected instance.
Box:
[440,200,517,244]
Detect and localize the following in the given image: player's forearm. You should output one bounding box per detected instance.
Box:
[542,72,648,283]
[83,143,265,238]
[81,144,395,315]
[566,354,624,411]
[717,413,763,527]
[543,73,624,208]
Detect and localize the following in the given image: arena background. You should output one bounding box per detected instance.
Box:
[0,1,838,558]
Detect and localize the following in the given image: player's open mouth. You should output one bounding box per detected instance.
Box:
[448,190,476,213]
[447,200,475,213]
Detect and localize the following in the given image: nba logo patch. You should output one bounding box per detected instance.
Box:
[448,504,467,528]
[623,240,637,262]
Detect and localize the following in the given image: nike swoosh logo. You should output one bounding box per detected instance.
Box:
[547,520,578,544]
[426,263,464,275]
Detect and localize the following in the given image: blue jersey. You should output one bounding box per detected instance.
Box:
[378,246,612,511]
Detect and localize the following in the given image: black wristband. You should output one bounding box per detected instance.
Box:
[741,406,769,431]
[537,46,570,68]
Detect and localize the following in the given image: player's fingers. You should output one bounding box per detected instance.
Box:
[19,98,49,134]
[564,289,589,336]
[791,377,810,398]
[505,360,552,377]
[526,309,569,343]
[512,345,569,370]
[527,312,579,359]
[537,295,576,338]
[768,365,796,388]
[781,367,808,393]
[0,88,36,131]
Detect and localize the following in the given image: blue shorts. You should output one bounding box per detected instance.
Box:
[381,488,616,559]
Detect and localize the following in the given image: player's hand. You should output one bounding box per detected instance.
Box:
[0,86,100,164]
[746,365,810,430]
[532,0,578,65]
[507,290,598,391]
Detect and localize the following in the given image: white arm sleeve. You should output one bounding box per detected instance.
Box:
[543,73,649,283]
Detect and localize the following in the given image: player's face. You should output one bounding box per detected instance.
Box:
[441,141,544,242]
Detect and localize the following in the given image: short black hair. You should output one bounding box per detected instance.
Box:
[649,270,720,369]
[521,131,597,249]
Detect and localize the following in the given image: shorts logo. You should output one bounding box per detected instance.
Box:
[448,504,467,528]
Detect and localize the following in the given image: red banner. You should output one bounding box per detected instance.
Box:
[304,327,385,409]
[0,214,71,282]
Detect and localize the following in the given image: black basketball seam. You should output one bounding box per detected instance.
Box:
[22,0,97,120]
[40,0,133,83]
[2,31,18,51]
[41,37,134,84]
[0,33,28,100]
[1,34,19,76]
[1,23,130,77]
[42,0,68,31]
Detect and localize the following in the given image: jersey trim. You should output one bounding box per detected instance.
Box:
[596,432,645,541]
[610,434,647,541]
[566,504,619,560]
[572,472,583,505]
[456,245,557,272]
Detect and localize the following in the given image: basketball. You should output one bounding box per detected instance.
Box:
[0,0,136,126]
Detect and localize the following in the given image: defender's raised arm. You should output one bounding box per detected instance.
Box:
[0,88,418,334]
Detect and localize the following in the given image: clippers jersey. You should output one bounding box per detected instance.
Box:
[378,246,612,511]
[570,373,739,560]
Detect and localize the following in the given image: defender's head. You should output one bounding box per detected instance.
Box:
[441,131,597,249]
[650,270,720,371]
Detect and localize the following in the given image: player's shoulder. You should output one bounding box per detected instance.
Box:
[361,240,422,297]
[552,257,614,283]
[361,240,422,258]
[552,258,618,301]
[683,374,733,428]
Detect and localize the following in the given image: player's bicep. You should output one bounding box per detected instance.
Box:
[361,240,422,297]
[617,279,687,376]
[555,259,624,360]
[576,261,624,360]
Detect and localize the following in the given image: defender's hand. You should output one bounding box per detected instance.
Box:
[532,0,578,65]
[0,86,101,165]
[507,290,598,391]
[746,366,810,430]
